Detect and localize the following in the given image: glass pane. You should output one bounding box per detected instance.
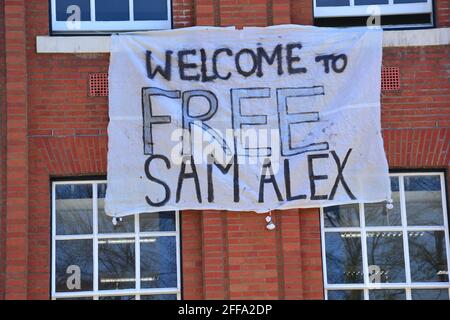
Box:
[56,184,93,235]
[98,184,134,233]
[325,232,363,284]
[411,289,448,300]
[365,177,401,226]
[55,239,93,292]
[140,212,176,232]
[98,238,136,290]
[366,231,405,283]
[409,231,448,282]
[369,289,406,300]
[140,294,177,300]
[134,0,168,21]
[55,297,93,300]
[316,0,350,6]
[140,237,177,288]
[56,0,91,21]
[327,290,364,300]
[96,0,130,21]
[99,296,135,300]
[355,0,388,4]
[324,204,360,228]
[405,175,444,226]
[412,289,449,300]
[394,0,427,3]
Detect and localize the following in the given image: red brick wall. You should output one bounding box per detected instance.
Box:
[435,0,450,27]
[382,46,449,167]
[181,209,323,299]
[0,0,448,300]
[381,45,450,206]
[0,0,6,300]
[2,0,29,300]
[25,0,110,299]
[173,0,196,28]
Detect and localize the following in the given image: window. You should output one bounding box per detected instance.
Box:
[313,0,434,28]
[51,180,180,300]
[50,0,172,34]
[322,172,450,300]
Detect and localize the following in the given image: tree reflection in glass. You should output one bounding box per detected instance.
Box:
[327,290,363,300]
[366,231,405,283]
[98,184,134,234]
[412,289,449,300]
[56,184,93,235]
[409,231,448,282]
[140,212,176,232]
[99,296,135,300]
[140,294,178,300]
[405,175,443,226]
[55,239,93,292]
[326,232,363,284]
[365,177,401,226]
[369,289,406,300]
[98,239,136,290]
[140,237,177,288]
[324,204,360,228]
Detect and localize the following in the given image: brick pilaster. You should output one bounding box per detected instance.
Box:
[4,0,29,299]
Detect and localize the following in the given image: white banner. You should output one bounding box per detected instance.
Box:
[106,25,391,217]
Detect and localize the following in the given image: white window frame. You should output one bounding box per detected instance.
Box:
[313,0,433,18]
[321,172,450,300]
[50,0,172,33]
[51,180,181,300]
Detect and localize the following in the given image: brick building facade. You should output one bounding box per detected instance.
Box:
[0,0,449,300]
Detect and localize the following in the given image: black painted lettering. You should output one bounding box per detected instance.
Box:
[235,48,258,77]
[277,87,328,156]
[212,48,233,80]
[329,149,356,200]
[142,87,180,155]
[286,43,307,75]
[146,50,173,81]
[178,49,200,81]
[176,156,202,203]
[207,155,239,203]
[200,49,217,82]
[284,159,306,201]
[231,88,271,157]
[144,155,171,207]
[308,153,329,200]
[256,44,283,77]
[258,159,283,203]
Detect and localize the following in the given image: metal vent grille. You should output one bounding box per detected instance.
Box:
[381,67,400,91]
[88,69,399,96]
[89,73,109,97]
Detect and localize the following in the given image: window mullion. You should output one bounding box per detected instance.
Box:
[360,203,370,300]
[363,288,369,300]
[51,182,57,299]
[320,208,329,291]
[135,214,141,291]
[439,173,450,289]
[93,183,99,293]
[129,0,135,22]
[405,288,412,300]
[90,0,96,22]
[176,212,181,296]
[399,175,412,287]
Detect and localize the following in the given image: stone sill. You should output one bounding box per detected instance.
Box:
[36,27,450,54]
